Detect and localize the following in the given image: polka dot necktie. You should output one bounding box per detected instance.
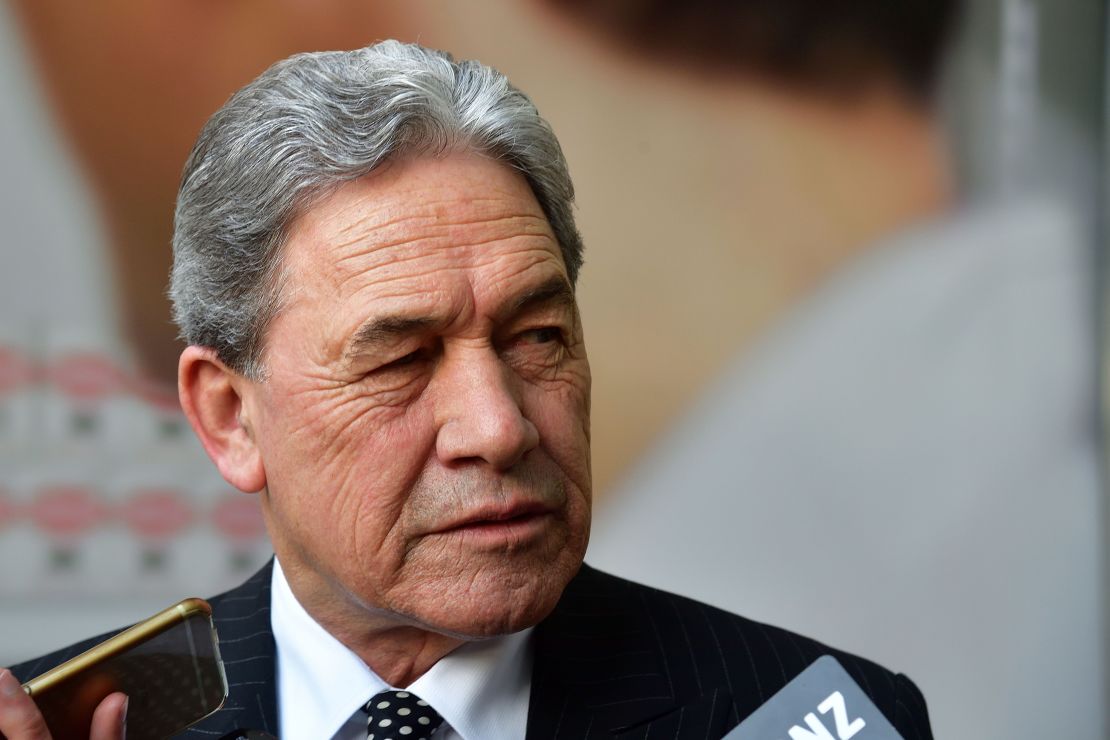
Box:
[363,690,445,740]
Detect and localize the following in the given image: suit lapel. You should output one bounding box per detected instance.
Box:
[178,562,279,739]
[527,565,733,739]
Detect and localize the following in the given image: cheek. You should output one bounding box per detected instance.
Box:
[523,374,592,490]
[257,384,439,523]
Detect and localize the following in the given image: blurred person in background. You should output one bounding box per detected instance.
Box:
[546,1,1104,739]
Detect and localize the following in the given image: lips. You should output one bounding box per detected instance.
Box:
[438,499,557,533]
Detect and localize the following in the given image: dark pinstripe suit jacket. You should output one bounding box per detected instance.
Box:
[12,562,933,739]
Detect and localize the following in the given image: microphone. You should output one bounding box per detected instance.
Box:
[724,656,904,739]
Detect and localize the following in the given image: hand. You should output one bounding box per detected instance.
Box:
[0,669,126,740]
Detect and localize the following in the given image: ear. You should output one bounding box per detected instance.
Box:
[178,346,267,493]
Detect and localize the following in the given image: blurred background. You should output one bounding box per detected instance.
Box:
[0,0,1104,738]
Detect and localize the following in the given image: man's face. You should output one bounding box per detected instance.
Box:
[240,153,591,638]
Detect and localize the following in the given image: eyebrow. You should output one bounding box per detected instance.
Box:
[345,316,439,360]
[502,276,577,320]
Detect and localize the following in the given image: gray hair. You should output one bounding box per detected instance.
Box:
[170,40,582,379]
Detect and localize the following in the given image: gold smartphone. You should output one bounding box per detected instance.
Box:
[22,598,228,740]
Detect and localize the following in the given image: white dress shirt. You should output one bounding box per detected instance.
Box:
[271,559,533,740]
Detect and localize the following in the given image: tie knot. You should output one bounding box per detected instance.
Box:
[363,690,444,739]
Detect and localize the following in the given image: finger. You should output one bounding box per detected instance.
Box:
[0,668,50,740]
[89,692,127,740]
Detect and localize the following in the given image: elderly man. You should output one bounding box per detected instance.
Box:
[0,42,932,739]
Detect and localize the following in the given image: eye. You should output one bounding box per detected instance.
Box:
[378,348,427,373]
[503,326,568,376]
[518,327,563,345]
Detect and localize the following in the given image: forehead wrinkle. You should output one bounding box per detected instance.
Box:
[324,185,550,242]
[329,211,553,269]
[471,244,564,289]
[326,242,557,313]
[327,233,561,302]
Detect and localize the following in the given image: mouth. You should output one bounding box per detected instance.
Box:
[449,500,556,529]
[434,501,559,546]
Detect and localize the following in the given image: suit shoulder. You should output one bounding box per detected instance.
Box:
[572,565,933,739]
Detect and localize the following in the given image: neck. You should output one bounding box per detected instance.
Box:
[279,559,466,687]
[330,623,465,688]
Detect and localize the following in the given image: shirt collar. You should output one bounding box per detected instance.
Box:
[408,620,533,740]
[270,558,533,740]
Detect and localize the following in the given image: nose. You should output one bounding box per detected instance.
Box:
[434,348,540,470]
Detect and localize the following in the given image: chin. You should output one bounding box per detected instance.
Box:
[413,555,584,639]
